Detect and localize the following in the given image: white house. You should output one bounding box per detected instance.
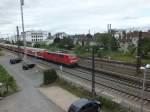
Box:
[21,30,48,42]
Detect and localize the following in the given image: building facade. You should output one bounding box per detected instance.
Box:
[21,30,48,42]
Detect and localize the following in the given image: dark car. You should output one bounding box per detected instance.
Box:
[22,60,35,70]
[68,98,101,112]
[10,57,22,64]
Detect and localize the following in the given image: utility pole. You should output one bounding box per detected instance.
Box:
[107,24,111,34]
[20,0,26,60]
[107,24,112,51]
[136,31,142,75]
[92,46,96,96]
[88,33,96,97]
[16,26,20,56]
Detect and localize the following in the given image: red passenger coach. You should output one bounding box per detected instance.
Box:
[26,47,46,59]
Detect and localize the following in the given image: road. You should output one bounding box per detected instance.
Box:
[0,52,65,112]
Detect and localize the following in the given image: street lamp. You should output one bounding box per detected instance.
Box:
[140,64,150,112]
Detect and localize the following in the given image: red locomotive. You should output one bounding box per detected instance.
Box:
[0,43,79,66]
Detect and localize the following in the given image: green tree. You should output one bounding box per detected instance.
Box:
[16,40,24,46]
[12,40,14,45]
[122,30,127,38]
[94,33,104,47]
[58,37,73,49]
[61,37,73,45]
[140,37,150,57]
[33,43,41,48]
[86,34,92,38]
[128,44,136,56]
[53,37,61,44]
[5,41,11,44]
[110,36,119,51]
[100,34,111,50]
[97,49,104,58]
[95,33,119,51]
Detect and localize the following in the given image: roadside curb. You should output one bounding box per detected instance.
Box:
[0,97,3,100]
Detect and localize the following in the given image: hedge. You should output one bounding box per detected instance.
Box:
[43,69,58,85]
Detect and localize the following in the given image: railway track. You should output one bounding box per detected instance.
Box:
[36,59,150,103]
[78,57,150,82]
[78,65,150,87]
[3,48,150,104]
[80,57,137,67]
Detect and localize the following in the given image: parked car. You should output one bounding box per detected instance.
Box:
[68,98,101,112]
[22,60,35,70]
[10,56,22,64]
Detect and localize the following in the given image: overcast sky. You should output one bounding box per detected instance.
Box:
[0,0,150,36]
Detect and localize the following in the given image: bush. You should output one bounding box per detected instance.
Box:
[43,69,58,85]
[127,44,136,56]
[97,49,103,58]
[33,43,41,48]
[0,49,3,56]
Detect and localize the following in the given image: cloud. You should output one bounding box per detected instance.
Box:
[0,0,150,36]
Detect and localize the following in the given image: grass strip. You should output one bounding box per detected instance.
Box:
[0,64,18,97]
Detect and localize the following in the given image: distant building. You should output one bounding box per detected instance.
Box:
[117,30,150,53]
[72,34,95,46]
[21,30,49,42]
[111,29,125,40]
[47,33,53,39]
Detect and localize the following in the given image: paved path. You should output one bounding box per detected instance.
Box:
[0,52,65,112]
[39,86,80,111]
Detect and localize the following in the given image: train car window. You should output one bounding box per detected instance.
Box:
[52,53,58,57]
[59,54,64,57]
[48,52,52,55]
